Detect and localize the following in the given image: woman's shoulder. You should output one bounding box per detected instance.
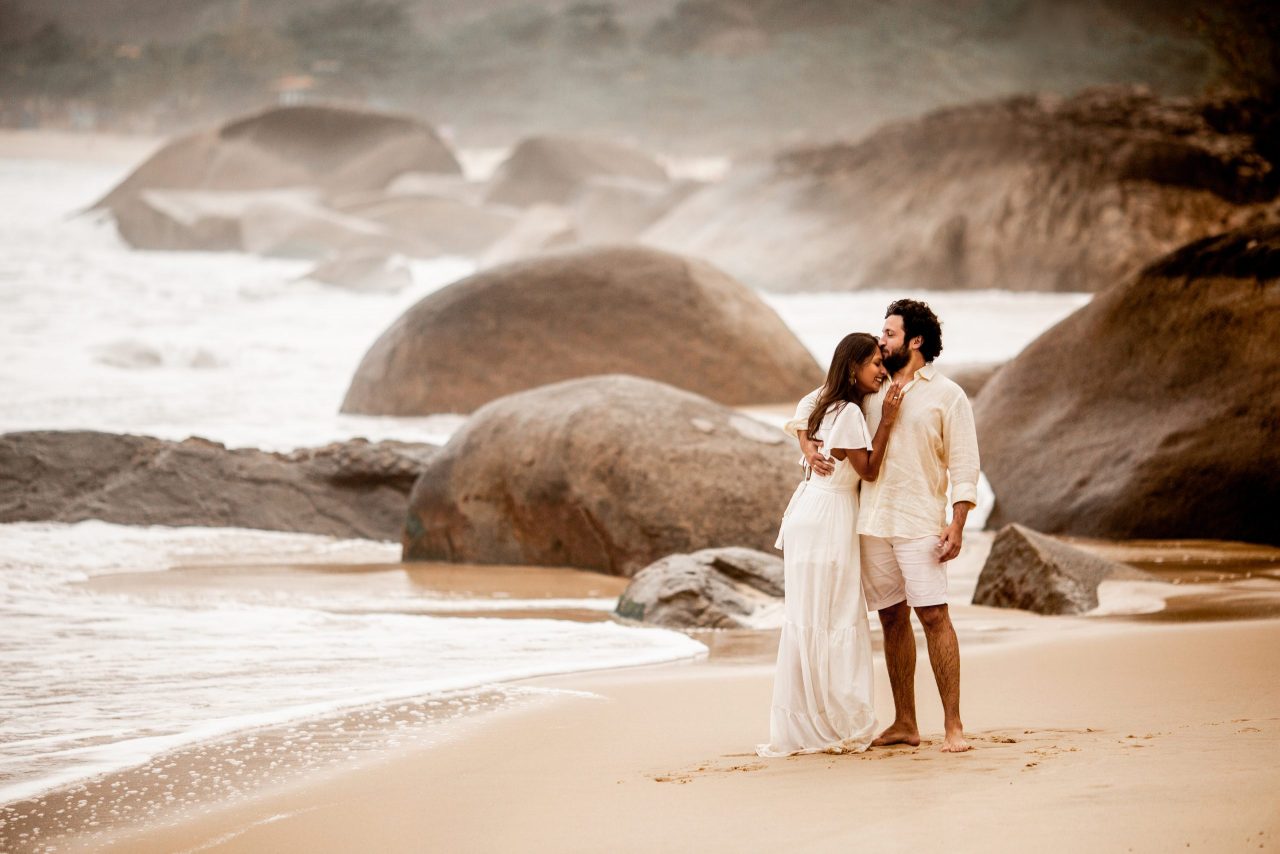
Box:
[822,399,870,446]
[818,400,851,428]
[829,399,868,426]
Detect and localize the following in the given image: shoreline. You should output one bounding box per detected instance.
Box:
[57,616,1280,854]
[7,531,1280,848]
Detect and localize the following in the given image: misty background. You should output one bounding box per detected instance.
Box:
[2,0,1277,152]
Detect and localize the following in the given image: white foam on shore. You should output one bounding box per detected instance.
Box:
[1088,580,1172,616]
[0,157,474,451]
[0,522,704,806]
[0,520,402,583]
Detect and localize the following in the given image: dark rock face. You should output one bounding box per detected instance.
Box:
[485,135,669,207]
[615,547,783,628]
[0,432,438,541]
[402,375,799,576]
[976,224,1280,545]
[972,524,1151,615]
[342,246,822,415]
[644,88,1280,293]
[93,105,461,251]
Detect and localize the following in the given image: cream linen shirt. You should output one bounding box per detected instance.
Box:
[784,364,980,539]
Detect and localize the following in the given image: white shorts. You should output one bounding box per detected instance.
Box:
[860,535,948,611]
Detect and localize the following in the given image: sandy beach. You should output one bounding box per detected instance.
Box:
[49,606,1280,853]
[67,618,1279,853]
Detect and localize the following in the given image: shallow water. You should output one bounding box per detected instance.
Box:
[0,522,706,809]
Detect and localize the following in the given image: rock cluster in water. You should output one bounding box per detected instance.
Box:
[46,90,1279,562]
[89,109,691,287]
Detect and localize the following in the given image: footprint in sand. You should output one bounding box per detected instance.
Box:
[991,727,1103,770]
[649,758,766,783]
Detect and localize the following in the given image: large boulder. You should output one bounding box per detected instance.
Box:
[402,375,799,575]
[485,135,669,208]
[643,88,1280,292]
[615,547,783,628]
[975,224,1280,545]
[0,432,437,541]
[342,246,823,415]
[972,524,1152,615]
[93,105,461,250]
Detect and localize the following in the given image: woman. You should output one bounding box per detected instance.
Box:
[758,332,902,757]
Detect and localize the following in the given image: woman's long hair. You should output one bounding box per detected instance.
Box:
[805,332,880,440]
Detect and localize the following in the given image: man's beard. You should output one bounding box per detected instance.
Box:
[882,343,910,373]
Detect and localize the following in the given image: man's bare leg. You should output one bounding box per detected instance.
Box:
[914,603,970,752]
[872,600,921,747]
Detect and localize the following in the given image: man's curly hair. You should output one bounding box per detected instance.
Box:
[886,299,943,363]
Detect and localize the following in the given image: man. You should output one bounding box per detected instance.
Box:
[787,299,979,753]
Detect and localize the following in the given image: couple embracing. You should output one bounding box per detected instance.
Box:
[758,299,980,758]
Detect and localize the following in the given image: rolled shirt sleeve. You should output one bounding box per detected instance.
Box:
[944,393,981,507]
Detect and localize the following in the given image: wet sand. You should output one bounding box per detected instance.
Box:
[85,560,629,599]
[83,561,630,622]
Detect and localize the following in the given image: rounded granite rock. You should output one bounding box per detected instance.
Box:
[975,224,1280,545]
[342,245,823,415]
[402,375,800,575]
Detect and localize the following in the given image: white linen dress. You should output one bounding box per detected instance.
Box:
[757,400,877,757]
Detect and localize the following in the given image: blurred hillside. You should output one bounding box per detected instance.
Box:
[0,0,1271,152]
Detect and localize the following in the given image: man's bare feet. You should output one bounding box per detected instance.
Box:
[940,730,971,753]
[872,724,921,747]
